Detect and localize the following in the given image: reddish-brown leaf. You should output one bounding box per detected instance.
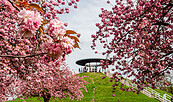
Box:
[74,42,80,49]
[68,36,80,42]
[39,26,44,34]
[66,30,77,34]
[16,1,28,7]
[41,18,48,25]
[29,4,44,13]
[17,0,23,2]
[23,30,32,37]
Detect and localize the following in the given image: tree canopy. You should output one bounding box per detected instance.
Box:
[92,0,172,92]
[0,0,87,102]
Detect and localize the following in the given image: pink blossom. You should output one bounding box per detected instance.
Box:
[36,79,41,82]
[41,39,63,57]
[139,20,148,29]
[46,19,66,41]
[18,9,43,37]
[65,48,72,54]
[52,47,63,57]
[112,94,115,97]
[128,88,131,92]
[77,34,81,38]
[61,37,75,49]
[1,0,15,11]
[26,76,32,80]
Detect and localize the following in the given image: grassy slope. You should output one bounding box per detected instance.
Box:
[8,72,160,102]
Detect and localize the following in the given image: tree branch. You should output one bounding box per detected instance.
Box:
[161,51,173,58]
[7,0,20,11]
[152,22,171,26]
[152,63,173,78]
[0,53,47,58]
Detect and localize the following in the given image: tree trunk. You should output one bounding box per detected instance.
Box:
[43,97,50,102]
[43,92,51,102]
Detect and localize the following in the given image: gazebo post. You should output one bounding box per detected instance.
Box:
[94,62,98,72]
[87,66,88,72]
[89,62,92,72]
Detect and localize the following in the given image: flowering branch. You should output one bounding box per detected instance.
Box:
[7,0,20,11]
[162,51,173,58]
[0,53,47,58]
[152,63,173,78]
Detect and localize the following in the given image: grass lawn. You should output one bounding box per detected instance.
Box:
[8,72,160,102]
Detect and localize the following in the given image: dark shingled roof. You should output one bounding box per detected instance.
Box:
[76,58,112,66]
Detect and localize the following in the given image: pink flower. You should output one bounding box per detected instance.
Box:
[128,88,131,92]
[41,39,63,57]
[36,79,40,82]
[1,0,15,11]
[26,76,32,80]
[46,19,66,41]
[61,37,75,49]
[140,44,146,49]
[77,34,81,38]
[18,9,43,37]
[65,48,72,54]
[112,94,115,97]
[52,47,63,57]
[139,19,148,29]
[18,9,28,21]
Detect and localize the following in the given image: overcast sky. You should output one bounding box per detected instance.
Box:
[59,0,112,73]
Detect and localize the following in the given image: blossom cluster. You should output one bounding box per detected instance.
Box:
[18,9,43,37]
[17,10,75,57]
[46,19,66,41]
[41,39,63,57]
[42,19,75,57]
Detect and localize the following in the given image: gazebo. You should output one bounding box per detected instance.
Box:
[76,58,112,73]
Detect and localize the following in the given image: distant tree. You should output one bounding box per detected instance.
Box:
[0,0,87,102]
[92,0,172,92]
[157,72,173,94]
[167,73,173,94]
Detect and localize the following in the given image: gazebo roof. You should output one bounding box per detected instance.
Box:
[76,58,112,66]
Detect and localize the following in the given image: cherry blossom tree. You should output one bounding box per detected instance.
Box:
[92,0,172,92]
[0,0,87,102]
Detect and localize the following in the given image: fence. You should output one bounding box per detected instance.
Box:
[105,72,172,102]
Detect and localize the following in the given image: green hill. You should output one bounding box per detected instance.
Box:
[8,72,160,102]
